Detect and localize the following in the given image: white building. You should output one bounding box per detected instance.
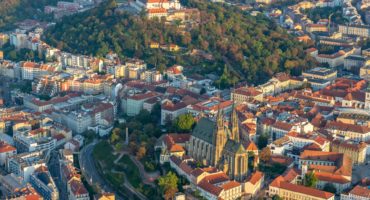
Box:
[7,151,47,182]
[0,141,17,166]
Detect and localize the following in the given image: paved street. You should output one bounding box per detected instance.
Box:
[48,150,67,200]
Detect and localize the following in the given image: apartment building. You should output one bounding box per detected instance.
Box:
[331,140,367,165]
[341,185,370,200]
[339,24,370,37]
[13,128,57,153]
[161,100,188,125]
[269,170,335,200]
[7,151,47,182]
[299,150,352,193]
[325,121,370,142]
[231,87,263,104]
[29,166,59,200]
[0,141,17,166]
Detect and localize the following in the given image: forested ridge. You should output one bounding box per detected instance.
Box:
[44,0,317,86]
[0,0,59,30]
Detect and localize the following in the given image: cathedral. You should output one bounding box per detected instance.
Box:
[188,105,250,181]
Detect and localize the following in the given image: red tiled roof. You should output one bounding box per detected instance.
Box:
[282,167,301,183]
[243,140,258,151]
[315,172,351,184]
[349,185,370,198]
[279,182,334,199]
[0,141,16,153]
[147,8,167,14]
[69,178,88,196]
[162,101,187,111]
[248,171,264,185]
[197,172,230,197]
[272,121,293,131]
[191,168,205,178]
[22,61,40,68]
[220,181,240,190]
[233,87,262,97]
[325,121,370,134]
[128,92,157,101]
[261,117,276,125]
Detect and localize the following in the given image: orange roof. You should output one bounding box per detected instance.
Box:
[349,185,370,198]
[248,171,264,185]
[233,87,262,97]
[272,121,293,131]
[282,168,301,183]
[315,172,351,184]
[22,61,39,68]
[279,182,334,199]
[0,141,16,153]
[70,178,88,196]
[270,175,285,187]
[243,140,258,151]
[220,181,240,190]
[148,8,167,14]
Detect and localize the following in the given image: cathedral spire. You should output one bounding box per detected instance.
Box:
[216,105,224,130]
[231,102,239,142]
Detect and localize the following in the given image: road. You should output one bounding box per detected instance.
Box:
[48,149,67,200]
[80,142,148,200]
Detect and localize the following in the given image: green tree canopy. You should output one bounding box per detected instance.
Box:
[304,171,318,188]
[174,113,195,132]
[259,147,272,163]
[44,0,316,86]
[158,172,179,200]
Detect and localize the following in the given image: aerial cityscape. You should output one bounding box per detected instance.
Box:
[0,0,370,199]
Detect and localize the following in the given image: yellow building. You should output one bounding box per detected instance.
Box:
[278,182,335,200]
[231,87,263,104]
[331,140,367,165]
[96,193,115,200]
[150,42,160,49]
[269,176,335,200]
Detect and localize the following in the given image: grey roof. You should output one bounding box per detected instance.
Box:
[192,118,216,144]
[224,140,246,154]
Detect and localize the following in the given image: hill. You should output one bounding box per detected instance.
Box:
[0,0,58,31]
[43,0,316,86]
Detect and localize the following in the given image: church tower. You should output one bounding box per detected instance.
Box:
[213,108,227,166]
[230,103,239,142]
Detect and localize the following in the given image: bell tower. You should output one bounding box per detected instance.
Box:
[230,103,239,142]
[213,108,227,166]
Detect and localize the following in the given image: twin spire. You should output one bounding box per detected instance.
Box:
[215,102,239,143]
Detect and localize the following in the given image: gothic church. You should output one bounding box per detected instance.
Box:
[188,105,249,181]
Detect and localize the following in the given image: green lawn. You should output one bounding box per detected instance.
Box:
[118,155,141,188]
[105,172,125,187]
[93,141,117,167]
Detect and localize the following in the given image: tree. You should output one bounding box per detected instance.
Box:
[259,147,271,163]
[175,113,195,132]
[272,195,283,200]
[257,134,268,149]
[304,171,318,188]
[136,145,147,160]
[200,87,206,95]
[110,128,121,144]
[323,183,336,194]
[158,172,179,200]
